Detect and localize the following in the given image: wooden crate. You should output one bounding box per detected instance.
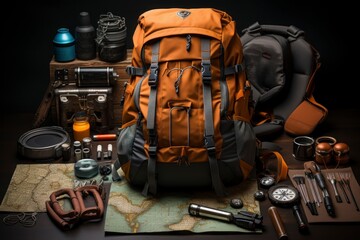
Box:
[49,49,132,128]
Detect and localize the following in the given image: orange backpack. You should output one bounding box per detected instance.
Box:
[115,8,256,196]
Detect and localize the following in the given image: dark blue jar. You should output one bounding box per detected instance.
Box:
[53,28,75,62]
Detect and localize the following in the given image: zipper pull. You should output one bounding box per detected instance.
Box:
[120,82,128,106]
[186,35,191,52]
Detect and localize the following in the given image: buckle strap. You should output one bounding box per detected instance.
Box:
[204,135,216,153]
[126,66,145,76]
[224,63,244,75]
[148,42,160,87]
[201,39,211,84]
[202,60,211,84]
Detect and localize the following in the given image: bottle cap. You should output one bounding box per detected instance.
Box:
[333,143,350,154]
[316,142,332,154]
[74,111,88,121]
[79,12,91,26]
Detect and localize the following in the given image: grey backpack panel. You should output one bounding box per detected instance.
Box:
[243,35,291,105]
[241,22,320,139]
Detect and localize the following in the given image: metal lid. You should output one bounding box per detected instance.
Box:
[53,28,75,44]
[333,143,350,154]
[316,142,332,154]
[74,159,99,179]
[17,126,70,159]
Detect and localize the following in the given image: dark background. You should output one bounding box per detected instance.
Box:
[2,0,356,114]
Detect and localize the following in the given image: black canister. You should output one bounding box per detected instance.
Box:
[75,12,96,60]
[61,143,71,161]
[96,12,127,62]
[293,136,315,161]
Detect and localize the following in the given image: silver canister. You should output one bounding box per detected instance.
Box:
[82,137,92,149]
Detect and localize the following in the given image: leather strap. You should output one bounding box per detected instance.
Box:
[49,188,81,220]
[45,200,73,230]
[75,185,104,220]
[46,186,104,230]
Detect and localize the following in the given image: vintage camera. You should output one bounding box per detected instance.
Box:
[55,87,114,133]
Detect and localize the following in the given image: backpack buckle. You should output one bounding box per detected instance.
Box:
[287,25,304,39]
[246,22,261,35]
[126,66,138,76]
[201,62,212,84]
[204,135,216,153]
[270,118,284,125]
[149,65,158,87]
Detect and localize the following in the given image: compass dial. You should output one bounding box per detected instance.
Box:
[268,185,299,207]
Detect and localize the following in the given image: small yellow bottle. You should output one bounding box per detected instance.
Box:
[73,112,90,141]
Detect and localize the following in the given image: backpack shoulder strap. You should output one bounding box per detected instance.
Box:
[201,38,226,197]
[143,41,160,196]
[242,22,304,40]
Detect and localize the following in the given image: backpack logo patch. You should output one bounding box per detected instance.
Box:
[177,10,191,19]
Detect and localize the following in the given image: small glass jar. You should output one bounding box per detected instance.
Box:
[333,143,350,165]
[73,112,90,141]
[315,142,332,165]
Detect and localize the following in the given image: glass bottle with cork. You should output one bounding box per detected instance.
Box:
[73,111,90,141]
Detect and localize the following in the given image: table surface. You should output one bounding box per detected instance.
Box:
[1,108,360,240]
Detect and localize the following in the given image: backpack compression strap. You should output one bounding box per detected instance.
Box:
[142,41,160,196]
[201,38,226,197]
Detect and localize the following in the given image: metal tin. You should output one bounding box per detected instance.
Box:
[315,136,337,147]
[293,136,315,161]
[73,141,82,151]
[53,28,75,62]
[17,126,70,160]
[74,148,82,161]
[82,137,92,149]
[82,147,91,158]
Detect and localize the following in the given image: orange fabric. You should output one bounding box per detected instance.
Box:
[260,151,288,183]
[120,161,131,182]
[239,160,254,180]
[285,100,327,136]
